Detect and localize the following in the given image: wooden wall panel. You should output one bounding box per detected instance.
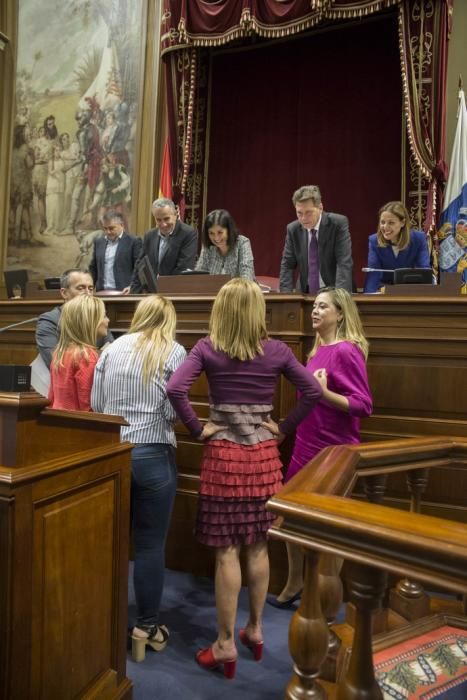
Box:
[31,480,115,698]
[0,498,12,699]
[1,294,467,587]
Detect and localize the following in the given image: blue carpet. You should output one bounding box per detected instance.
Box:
[127,567,305,699]
[126,568,466,699]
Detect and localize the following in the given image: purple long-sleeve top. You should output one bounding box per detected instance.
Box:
[166,336,323,438]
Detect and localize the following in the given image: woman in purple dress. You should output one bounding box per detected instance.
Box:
[167,278,323,679]
[269,287,372,607]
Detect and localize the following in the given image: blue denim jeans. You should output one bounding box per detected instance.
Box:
[131,443,177,627]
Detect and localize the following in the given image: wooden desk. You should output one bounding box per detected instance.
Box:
[1,294,466,584]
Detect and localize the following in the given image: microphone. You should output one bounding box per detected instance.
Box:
[361,268,396,274]
[0,317,39,332]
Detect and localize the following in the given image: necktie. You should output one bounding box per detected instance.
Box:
[308,229,319,294]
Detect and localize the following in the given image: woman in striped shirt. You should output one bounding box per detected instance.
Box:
[91,295,186,662]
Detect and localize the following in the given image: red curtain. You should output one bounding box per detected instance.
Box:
[206,17,402,285]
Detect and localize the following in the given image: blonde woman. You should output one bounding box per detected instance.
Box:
[364,200,430,293]
[269,287,372,607]
[91,295,186,662]
[166,278,322,678]
[48,294,108,410]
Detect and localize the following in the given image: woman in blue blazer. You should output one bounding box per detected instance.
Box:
[363,201,430,293]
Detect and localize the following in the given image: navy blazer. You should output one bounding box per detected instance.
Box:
[363,230,430,293]
[279,212,353,293]
[89,232,142,291]
[130,220,198,292]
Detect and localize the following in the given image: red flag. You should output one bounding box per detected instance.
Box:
[158,140,172,199]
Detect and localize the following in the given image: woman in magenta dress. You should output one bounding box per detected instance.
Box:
[269,287,372,607]
[167,278,323,679]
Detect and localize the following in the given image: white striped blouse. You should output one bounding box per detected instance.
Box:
[91,333,187,446]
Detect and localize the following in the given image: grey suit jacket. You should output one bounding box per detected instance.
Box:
[89,232,142,291]
[279,212,353,293]
[130,220,198,292]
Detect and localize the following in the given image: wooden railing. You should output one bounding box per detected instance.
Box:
[267,437,467,700]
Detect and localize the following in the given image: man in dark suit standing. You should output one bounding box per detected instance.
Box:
[130,198,197,293]
[279,185,353,293]
[89,210,142,292]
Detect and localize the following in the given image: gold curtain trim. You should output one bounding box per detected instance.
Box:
[181,48,197,195]
[397,4,432,180]
[160,1,403,55]
[320,0,400,20]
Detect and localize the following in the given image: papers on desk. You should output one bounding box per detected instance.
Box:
[30,354,50,397]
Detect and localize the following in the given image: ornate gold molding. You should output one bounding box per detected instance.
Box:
[0,0,17,290]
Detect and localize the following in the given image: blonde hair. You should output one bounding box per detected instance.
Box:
[376,201,410,250]
[53,295,106,369]
[129,295,177,383]
[309,287,369,361]
[209,278,268,361]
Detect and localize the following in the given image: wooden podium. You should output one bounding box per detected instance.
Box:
[0,393,133,700]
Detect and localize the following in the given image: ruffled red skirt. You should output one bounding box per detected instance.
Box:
[196,439,283,547]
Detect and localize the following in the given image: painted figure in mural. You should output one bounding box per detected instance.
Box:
[43,115,59,142]
[126,103,138,178]
[29,126,38,148]
[32,126,50,234]
[100,106,130,166]
[67,108,102,234]
[45,144,66,235]
[112,101,131,168]
[9,124,35,246]
[101,111,118,155]
[16,105,30,127]
[59,132,82,227]
[85,154,131,225]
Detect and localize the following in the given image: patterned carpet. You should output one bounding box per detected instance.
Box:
[374,625,467,699]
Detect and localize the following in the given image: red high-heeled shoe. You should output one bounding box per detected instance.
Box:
[196,646,237,679]
[239,629,264,662]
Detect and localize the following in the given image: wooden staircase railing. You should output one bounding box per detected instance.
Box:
[267,437,467,700]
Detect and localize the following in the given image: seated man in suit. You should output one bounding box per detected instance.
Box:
[130,197,197,293]
[35,268,113,369]
[279,185,353,294]
[89,210,142,292]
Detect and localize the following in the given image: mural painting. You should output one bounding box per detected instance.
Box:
[7,0,144,286]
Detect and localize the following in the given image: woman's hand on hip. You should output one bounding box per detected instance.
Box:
[198,421,226,442]
[261,417,286,445]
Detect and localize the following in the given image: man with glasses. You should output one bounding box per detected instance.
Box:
[279,185,353,294]
[89,210,142,293]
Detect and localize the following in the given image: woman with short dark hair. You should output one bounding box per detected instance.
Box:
[195,209,255,279]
